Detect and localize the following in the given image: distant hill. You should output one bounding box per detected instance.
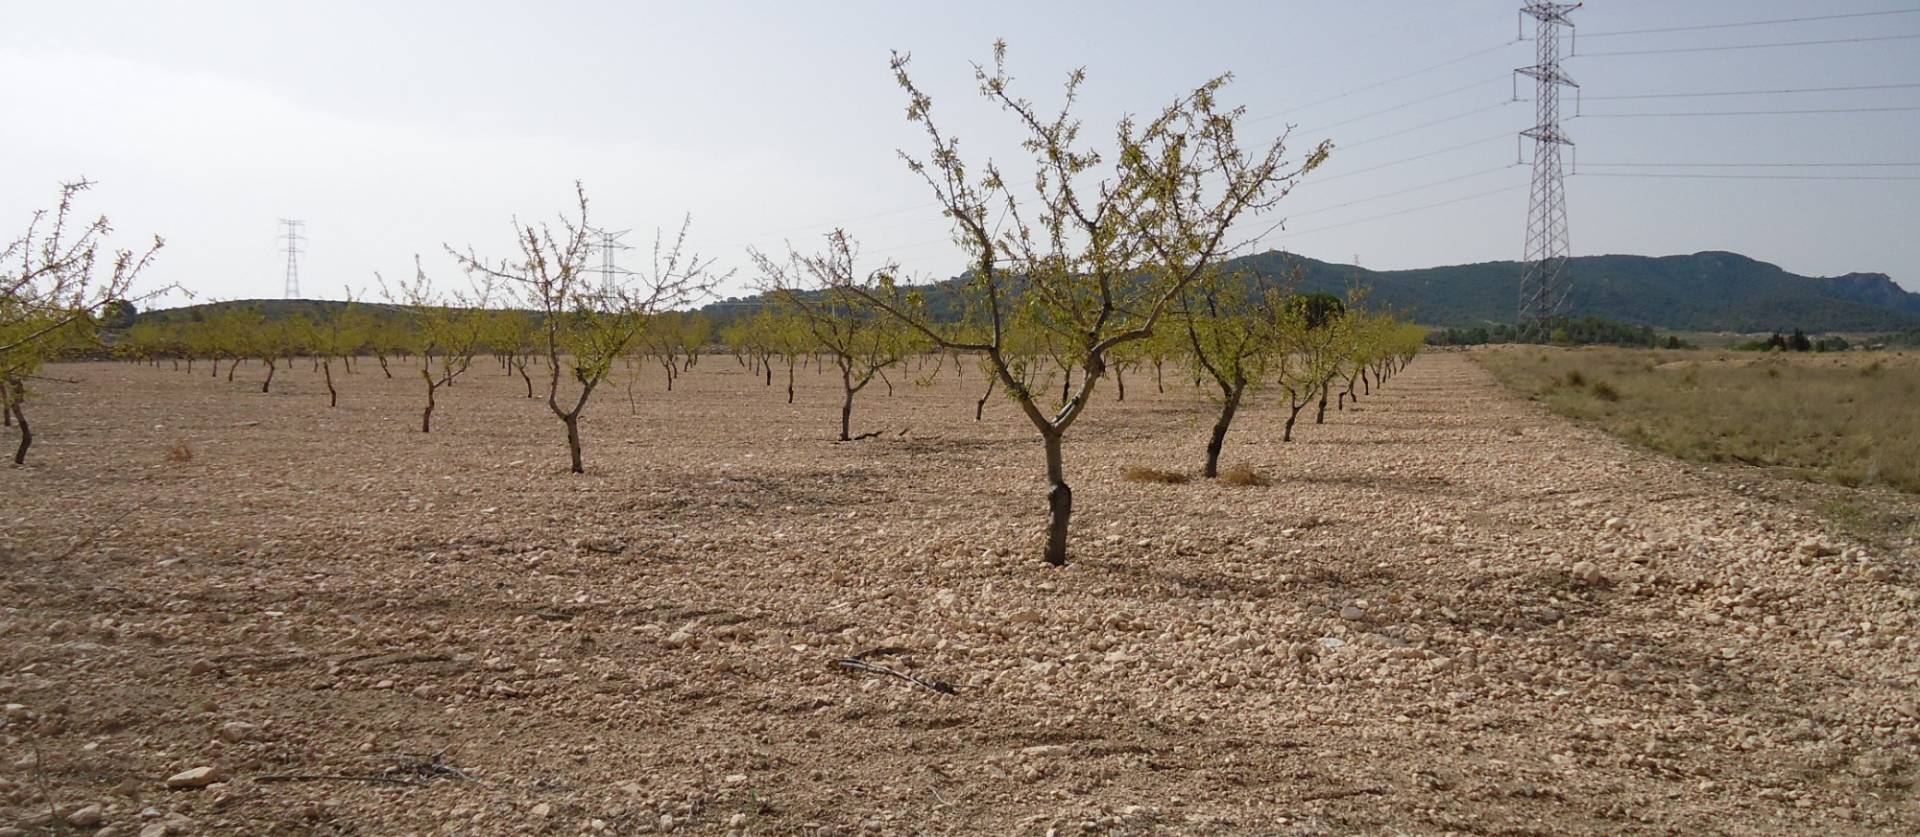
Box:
[1241,250,1920,332]
[147,251,1920,334]
[702,250,1920,333]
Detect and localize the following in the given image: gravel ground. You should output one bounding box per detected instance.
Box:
[0,351,1915,835]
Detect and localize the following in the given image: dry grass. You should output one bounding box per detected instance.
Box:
[1476,346,1920,494]
[1217,463,1270,487]
[164,440,193,463]
[1122,466,1190,485]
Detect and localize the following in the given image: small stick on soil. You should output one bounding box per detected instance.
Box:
[832,657,957,695]
[255,774,417,786]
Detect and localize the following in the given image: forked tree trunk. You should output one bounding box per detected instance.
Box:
[1284,399,1308,442]
[1203,383,1244,479]
[1043,431,1070,567]
[420,371,437,433]
[975,376,996,421]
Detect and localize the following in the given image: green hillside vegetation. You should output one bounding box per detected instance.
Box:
[704,250,1918,334]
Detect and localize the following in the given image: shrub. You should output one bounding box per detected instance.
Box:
[1591,381,1621,402]
[1123,467,1190,485]
[164,440,194,463]
[1563,368,1586,387]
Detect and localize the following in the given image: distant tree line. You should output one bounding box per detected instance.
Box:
[1426,317,1682,349]
[1734,329,1851,353]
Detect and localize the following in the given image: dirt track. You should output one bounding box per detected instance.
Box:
[1,352,1915,835]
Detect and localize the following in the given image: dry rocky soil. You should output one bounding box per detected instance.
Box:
[1,351,1916,835]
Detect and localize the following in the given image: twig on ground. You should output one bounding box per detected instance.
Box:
[255,774,417,786]
[831,656,957,695]
[53,499,148,561]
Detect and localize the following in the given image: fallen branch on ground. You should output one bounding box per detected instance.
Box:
[831,656,956,695]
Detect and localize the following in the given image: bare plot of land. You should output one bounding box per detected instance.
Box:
[0,352,1915,835]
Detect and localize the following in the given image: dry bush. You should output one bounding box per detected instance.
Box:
[1591,380,1621,401]
[1123,467,1190,485]
[1217,464,1269,487]
[164,440,193,463]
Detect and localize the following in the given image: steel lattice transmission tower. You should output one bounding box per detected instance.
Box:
[278,218,305,299]
[1516,2,1579,326]
[585,226,633,297]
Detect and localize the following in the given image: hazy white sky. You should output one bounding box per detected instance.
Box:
[4,0,1917,306]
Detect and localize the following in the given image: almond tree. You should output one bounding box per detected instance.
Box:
[754,231,917,441]
[304,293,372,407]
[2,180,165,464]
[1274,295,1349,442]
[486,308,542,398]
[453,184,724,473]
[840,43,1325,565]
[755,308,814,403]
[383,260,492,433]
[1179,270,1286,477]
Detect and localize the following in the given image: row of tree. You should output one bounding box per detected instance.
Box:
[11,42,1429,566]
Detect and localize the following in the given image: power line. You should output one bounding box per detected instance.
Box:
[1306,132,1512,184]
[1580,161,1920,168]
[1584,82,1920,100]
[1290,164,1520,219]
[1293,73,1511,136]
[1266,182,1530,242]
[1252,39,1519,125]
[1579,32,1920,57]
[1573,172,1920,181]
[1581,8,1920,38]
[1577,106,1920,117]
[1332,100,1521,150]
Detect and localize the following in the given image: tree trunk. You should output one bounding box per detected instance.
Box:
[786,362,796,404]
[1115,366,1126,402]
[1060,369,1071,405]
[377,354,392,378]
[563,413,584,474]
[1362,369,1371,396]
[421,372,436,433]
[323,360,337,407]
[1043,431,1070,567]
[765,361,773,387]
[839,383,854,442]
[261,358,276,393]
[9,399,28,466]
[226,358,238,382]
[1315,381,1330,424]
[517,360,534,398]
[1203,385,1243,479]
[1284,404,1305,442]
[1154,361,1165,393]
[975,376,996,421]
